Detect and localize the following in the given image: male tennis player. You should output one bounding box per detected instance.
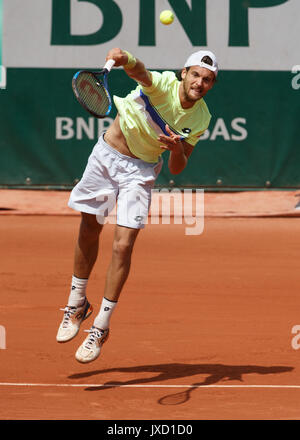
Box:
[56,47,218,363]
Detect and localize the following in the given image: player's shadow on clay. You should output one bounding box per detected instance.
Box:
[68,363,293,405]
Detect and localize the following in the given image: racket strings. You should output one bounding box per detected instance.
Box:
[74,72,110,117]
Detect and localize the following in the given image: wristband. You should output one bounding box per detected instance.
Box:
[123,50,137,69]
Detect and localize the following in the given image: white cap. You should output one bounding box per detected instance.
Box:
[184,50,219,77]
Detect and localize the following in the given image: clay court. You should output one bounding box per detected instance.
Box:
[1,190,300,420]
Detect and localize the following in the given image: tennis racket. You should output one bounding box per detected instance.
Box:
[72,59,115,118]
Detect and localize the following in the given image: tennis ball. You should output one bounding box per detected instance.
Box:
[159,10,174,25]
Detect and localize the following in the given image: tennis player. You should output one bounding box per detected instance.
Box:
[56,47,218,363]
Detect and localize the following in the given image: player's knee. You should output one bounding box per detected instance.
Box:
[112,239,134,260]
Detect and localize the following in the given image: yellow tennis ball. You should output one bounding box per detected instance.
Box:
[160,10,174,25]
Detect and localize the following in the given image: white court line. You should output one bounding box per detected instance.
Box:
[1,383,300,389]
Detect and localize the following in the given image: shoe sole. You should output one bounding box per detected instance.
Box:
[56,302,93,344]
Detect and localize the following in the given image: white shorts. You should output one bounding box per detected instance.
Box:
[68,134,163,229]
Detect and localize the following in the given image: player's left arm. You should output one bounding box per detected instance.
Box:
[158,125,194,175]
[106,48,152,87]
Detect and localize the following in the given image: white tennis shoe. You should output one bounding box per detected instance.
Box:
[56,299,93,343]
[75,326,109,363]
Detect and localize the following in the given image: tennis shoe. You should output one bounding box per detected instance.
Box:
[75,326,109,363]
[56,299,93,343]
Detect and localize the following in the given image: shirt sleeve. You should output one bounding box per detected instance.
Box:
[141,71,176,97]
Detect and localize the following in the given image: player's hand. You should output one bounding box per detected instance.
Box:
[106,48,128,67]
[158,125,184,155]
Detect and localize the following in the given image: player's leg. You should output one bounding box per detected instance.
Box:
[75,225,140,363]
[56,134,119,344]
[74,212,104,279]
[56,213,103,343]
[103,224,140,302]
[73,144,162,362]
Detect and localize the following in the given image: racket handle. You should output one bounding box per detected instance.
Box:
[103,59,115,72]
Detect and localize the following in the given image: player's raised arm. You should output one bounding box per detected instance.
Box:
[105,48,152,88]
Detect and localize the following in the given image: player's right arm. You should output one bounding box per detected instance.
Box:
[105,48,152,88]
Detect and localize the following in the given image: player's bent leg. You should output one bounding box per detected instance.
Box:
[74,212,104,279]
[56,213,103,343]
[104,225,140,302]
[75,225,140,363]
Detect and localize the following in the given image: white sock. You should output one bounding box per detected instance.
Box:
[67,275,88,307]
[93,297,117,330]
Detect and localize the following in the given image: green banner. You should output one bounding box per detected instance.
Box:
[0,68,299,189]
[0,0,4,88]
[1,0,300,189]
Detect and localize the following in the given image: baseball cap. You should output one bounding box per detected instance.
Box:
[184,50,219,77]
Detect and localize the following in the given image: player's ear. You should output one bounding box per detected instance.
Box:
[180,68,187,80]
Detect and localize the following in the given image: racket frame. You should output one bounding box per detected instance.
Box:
[72,61,115,119]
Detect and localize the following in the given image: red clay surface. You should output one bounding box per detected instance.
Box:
[1,189,300,216]
[1,213,300,420]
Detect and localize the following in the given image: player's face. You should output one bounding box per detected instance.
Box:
[180,66,215,107]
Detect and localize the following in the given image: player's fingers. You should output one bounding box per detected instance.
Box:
[165,124,177,136]
[158,138,173,148]
[164,125,181,142]
[158,134,181,145]
[165,124,173,135]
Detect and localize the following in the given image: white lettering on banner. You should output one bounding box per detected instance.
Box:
[56,117,113,140]
[199,118,248,142]
[231,118,248,141]
[56,117,74,140]
[3,0,299,70]
[210,119,231,141]
[55,117,247,142]
[76,118,94,140]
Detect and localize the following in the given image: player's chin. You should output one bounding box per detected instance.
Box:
[189,90,204,101]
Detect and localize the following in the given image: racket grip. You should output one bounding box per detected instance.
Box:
[103,59,115,72]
